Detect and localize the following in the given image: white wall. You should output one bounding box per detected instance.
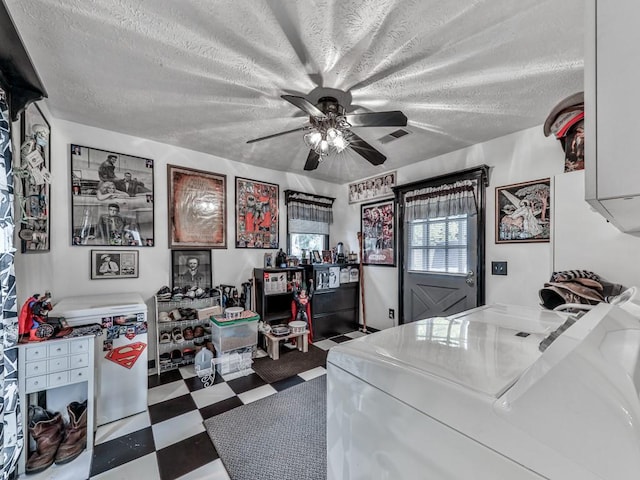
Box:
[17,109,639,341]
[14,112,341,361]
[335,126,566,330]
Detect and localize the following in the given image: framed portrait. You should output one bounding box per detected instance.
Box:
[19,102,51,252]
[349,171,396,204]
[91,250,139,279]
[361,199,396,266]
[235,177,279,248]
[312,250,322,264]
[171,250,212,291]
[71,145,154,247]
[496,178,551,243]
[168,165,226,249]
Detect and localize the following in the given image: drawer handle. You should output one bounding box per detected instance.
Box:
[33,381,39,386]
[34,366,39,370]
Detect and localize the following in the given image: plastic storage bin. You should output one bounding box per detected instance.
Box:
[213,345,255,375]
[210,312,260,354]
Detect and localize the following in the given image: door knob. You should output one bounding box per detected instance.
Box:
[465,270,475,286]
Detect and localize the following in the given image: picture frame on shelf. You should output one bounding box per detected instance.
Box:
[496,178,551,243]
[19,102,51,252]
[71,145,155,247]
[91,250,139,279]
[264,252,273,268]
[235,176,279,248]
[312,250,322,264]
[322,250,332,263]
[168,165,226,249]
[348,171,396,204]
[361,199,396,266]
[171,249,213,291]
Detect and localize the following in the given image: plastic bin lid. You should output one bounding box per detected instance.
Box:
[211,311,260,326]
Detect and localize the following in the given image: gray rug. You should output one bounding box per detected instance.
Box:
[204,375,326,480]
[251,344,328,384]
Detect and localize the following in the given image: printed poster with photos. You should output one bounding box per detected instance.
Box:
[349,171,396,204]
[19,102,51,252]
[235,177,279,248]
[71,145,155,246]
[496,178,551,243]
[361,199,395,266]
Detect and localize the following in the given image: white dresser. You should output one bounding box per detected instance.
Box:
[17,336,95,474]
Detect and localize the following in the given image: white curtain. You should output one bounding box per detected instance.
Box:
[404,179,477,221]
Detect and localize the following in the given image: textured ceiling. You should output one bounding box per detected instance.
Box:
[5,0,584,184]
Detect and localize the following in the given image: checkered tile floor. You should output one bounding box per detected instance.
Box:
[21,331,368,480]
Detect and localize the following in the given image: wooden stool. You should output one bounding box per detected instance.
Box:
[264,330,309,360]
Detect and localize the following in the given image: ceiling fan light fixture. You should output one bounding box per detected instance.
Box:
[304,130,322,149]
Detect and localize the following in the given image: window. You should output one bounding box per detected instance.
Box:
[408,214,468,274]
[284,190,334,258]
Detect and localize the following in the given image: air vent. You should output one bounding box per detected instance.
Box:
[378,129,411,144]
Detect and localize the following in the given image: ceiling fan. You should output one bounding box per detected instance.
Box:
[247,89,408,171]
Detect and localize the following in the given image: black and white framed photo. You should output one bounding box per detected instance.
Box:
[71,145,154,247]
[91,250,139,279]
[349,171,396,204]
[171,250,213,290]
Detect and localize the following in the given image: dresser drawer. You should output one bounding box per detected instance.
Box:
[69,367,90,384]
[25,360,47,378]
[25,346,47,362]
[48,356,69,372]
[70,354,88,368]
[47,371,69,388]
[70,339,90,354]
[48,342,69,357]
[25,375,47,392]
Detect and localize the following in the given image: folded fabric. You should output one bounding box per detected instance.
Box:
[539,280,605,310]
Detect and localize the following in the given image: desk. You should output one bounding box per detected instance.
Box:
[17,336,95,475]
[264,330,308,360]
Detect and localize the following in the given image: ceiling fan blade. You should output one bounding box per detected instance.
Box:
[348,132,386,166]
[281,95,327,119]
[303,150,321,171]
[246,127,305,144]
[344,111,407,127]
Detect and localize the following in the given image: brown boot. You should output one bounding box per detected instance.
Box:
[26,407,64,474]
[55,401,88,465]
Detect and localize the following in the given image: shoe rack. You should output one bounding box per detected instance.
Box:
[154,293,221,375]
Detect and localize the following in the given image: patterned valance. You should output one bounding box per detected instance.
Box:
[284,190,334,224]
[404,180,477,221]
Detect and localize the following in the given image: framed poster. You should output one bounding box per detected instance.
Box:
[349,171,396,204]
[168,165,226,249]
[71,145,154,246]
[91,250,139,279]
[171,250,212,291]
[19,102,51,252]
[496,178,551,243]
[361,199,396,266]
[235,177,279,248]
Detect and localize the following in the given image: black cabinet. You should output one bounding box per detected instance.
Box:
[304,264,360,340]
[253,267,305,324]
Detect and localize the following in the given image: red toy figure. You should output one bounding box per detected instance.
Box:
[291,280,314,343]
[18,292,53,341]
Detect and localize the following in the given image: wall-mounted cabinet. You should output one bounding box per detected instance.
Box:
[585,0,640,233]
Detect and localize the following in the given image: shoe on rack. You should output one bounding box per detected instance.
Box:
[55,401,87,465]
[183,326,194,341]
[182,347,195,362]
[172,328,184,343]
[159,331,171,344]
[193,325,205,338]
[171,349,183,364]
